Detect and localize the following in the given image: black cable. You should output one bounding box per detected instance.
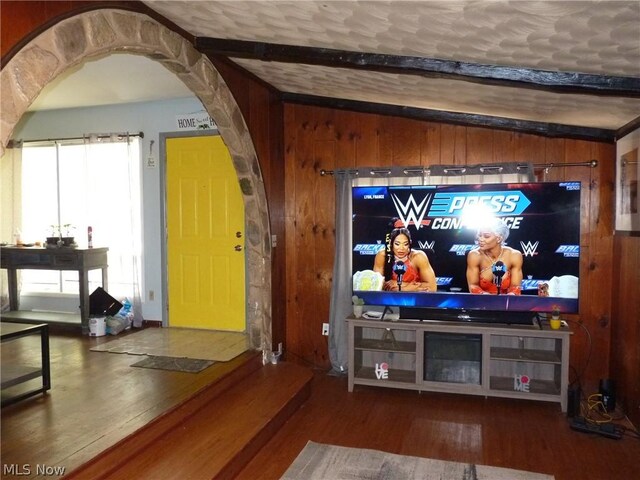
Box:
[568,364,582,392]
[564,320,640,442]
[565,318,592,388]
[284,349,332,372]
[622,426,640,440]
[380,305,393,321]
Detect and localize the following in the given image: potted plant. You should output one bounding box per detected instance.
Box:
[46,224,76,247]
[46,225,60,247]
[60,224,76,246]
[352,295,365,318]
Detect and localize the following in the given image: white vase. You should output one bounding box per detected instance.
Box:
[353,305,363,318]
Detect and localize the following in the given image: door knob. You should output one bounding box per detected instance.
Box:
[236,231,243,238]
[234,245,243,251]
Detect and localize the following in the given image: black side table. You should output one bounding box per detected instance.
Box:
[1,322,51,406]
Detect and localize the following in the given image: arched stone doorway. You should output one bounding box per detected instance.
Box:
[0,9,272,353]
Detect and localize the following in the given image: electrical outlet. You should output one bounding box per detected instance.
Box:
[322,323,329,336]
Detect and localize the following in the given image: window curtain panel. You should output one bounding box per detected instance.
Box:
[328,171,356,374]
[328,168,422,374]
[327,162,534,374]
[83,135,144,327]
[0,141,23,311]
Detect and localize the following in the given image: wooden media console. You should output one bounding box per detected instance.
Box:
[347,316,572,412]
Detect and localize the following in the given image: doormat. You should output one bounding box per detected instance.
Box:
[130,355,215,373]
[90,327,249,361]
[282,441,555,480]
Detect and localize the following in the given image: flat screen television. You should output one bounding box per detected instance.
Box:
[351,181,581,324]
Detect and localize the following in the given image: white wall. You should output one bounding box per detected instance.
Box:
[12,96,206,320]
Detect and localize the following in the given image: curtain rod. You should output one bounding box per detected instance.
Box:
[8,131,144,147]
[319,160,598,176]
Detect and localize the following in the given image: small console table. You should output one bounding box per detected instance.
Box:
[347,316,572,412]
[1,322,51,406]
[0,247,109,333]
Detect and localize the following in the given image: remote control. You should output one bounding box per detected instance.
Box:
[569,417,622,440]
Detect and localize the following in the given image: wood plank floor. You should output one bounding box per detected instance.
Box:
[237,370,640,480]
[3,329,640,480]
[0,328,262,478]
[65,362,312,480]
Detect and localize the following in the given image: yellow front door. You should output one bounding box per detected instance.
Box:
[166,135,245,331]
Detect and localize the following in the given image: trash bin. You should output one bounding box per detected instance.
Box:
[89,316,107,337]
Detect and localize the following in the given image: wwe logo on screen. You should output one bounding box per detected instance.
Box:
[391,193,431,229]
[520,241,539,257]
[418,240,435,250]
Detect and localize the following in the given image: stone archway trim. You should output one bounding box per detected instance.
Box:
[0,9,271,353]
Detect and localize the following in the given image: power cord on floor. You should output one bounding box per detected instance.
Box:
[621,425,640,440]
[283,350,333,372]
[576,393,640,441]
[582,393,613,424]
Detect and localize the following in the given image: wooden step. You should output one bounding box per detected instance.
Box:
[65,360,313,480]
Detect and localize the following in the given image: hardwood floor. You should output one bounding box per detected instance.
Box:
[2,329,639,480]
[0,327,260,478]
[237,369,640,480]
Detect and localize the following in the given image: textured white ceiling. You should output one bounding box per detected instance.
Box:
[30,1,640,132]
[147,0,640,76]
[141,0,640,131]
[231,59,640,129]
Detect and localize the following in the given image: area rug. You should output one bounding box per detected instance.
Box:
[281,441,554,480]
[130,355,215,373]
[90,327,249,362]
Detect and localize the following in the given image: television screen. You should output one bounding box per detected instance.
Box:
[352,181,581,318]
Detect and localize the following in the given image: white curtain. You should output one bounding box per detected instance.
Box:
[0,142,23,311]
[82,135,144,326]
[16,135,143,326]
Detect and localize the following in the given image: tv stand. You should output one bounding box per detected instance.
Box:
[347,316,572,411]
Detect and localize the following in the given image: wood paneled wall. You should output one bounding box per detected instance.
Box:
[0,1,170,61]
[611,235,640,427]
[283,104,616,392]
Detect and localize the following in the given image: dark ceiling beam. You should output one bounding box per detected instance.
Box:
[280,93,616,143]
[195,37,640,98]
[616,115,640,141]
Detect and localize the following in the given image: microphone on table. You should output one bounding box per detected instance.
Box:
[393,260,407,291]
[492,261,506,294]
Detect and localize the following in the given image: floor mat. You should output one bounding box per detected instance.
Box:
[90,327,249,362]
[130,355,215,373]
[282,441,555,480]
